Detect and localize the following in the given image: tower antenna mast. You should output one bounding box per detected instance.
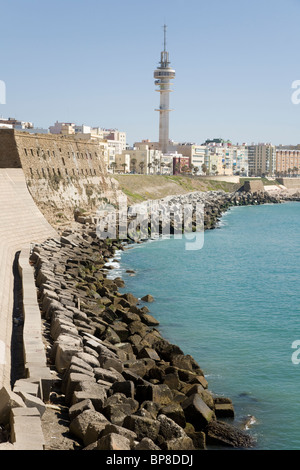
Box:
[154,25,175,154]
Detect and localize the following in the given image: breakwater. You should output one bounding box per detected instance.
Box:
[30,226,252,450]
[31,188,293,450]
[2,187,299,450]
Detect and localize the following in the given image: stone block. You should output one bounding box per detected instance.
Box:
[69,409,109,443]
[71,382,107,411]
[99,355,123,374]
[110,380,135,399]
[161,436,195,451]
[205,420,255,448]
[123,415,160,442]
[182,393,215,430]
[54,341,82,373]
[214,402,235,418]
[64,372,96,404]
[97,433,131,450]
[0,387,25,425]
[103,393,139,425]
[69,399,95,422]
[94,367,124,384]
[134,437,160,450]
[138,347,160,361]
[100,423,137,444]
[16,391,46,417]
[13,379,40,397]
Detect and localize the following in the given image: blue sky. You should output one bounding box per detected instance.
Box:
[1,0,300,146]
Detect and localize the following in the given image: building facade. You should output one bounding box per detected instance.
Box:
[276,149,300,176]
[246,144,276,176]
[115,144,164,174]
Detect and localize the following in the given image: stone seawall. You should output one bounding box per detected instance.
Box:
[277,177,300,189]
[0,129,121,225]
[0,186,299,450]
[14,189,291,450]
[28,220,255,450]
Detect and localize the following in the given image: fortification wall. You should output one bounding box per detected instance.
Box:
[0,129,21,168]
[0,129,120,225]
[277,177,300,189]
[243,180,265,192]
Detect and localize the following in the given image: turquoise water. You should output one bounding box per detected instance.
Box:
[113,202,300,450]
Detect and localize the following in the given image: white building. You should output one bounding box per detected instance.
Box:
[49,121,75,134]
[114,144,164,174]
[177,143,209,174]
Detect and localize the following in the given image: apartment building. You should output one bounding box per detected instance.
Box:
[177,143,209,174]
[246,144,276,176]
[205,141,248,176]
[114,144,164,174]
[276,148,300,176]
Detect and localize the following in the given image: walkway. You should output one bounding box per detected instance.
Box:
[0,169,57,390]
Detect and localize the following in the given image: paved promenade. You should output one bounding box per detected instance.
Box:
[0,169,56,390]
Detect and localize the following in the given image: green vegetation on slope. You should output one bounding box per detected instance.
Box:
[112,174,241,205]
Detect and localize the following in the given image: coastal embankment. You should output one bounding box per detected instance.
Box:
[1,186,299,450]
[27,189,299,449]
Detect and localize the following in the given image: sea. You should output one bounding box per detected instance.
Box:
[108,201,300,450]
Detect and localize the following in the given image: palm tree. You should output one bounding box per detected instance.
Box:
[293,166,299,177]
[211,164,217,174]
[167,162,172,175]
[181,164,189,175]
[139,161,145,174]
[201,163,208,175]
[131,158,137,174]
[147,162,153,175]
[110,162,117,174]
[174,162,181,175]
[222,163,226,175]
[154,158,160,174]
[121,162,127,173]
[160,162,166,174]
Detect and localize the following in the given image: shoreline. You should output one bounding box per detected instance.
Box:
[27,190,300,451]
[4,188,300,450]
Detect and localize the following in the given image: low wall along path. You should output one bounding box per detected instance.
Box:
[0,168,57,448]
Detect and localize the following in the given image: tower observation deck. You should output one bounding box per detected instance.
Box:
[154,25,175,155]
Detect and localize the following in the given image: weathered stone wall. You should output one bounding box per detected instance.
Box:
[0,129,21,168]
[277,177,300,189]
[12,130,107,180]
[0,129,120,225]
[243,180,265,192]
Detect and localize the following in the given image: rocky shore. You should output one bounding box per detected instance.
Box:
[5,188,300,450]
[30,228,253,450]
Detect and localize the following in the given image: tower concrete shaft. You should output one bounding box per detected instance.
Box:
[154,25,175,155]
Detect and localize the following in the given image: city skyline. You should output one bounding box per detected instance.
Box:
[1,0,300,146]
